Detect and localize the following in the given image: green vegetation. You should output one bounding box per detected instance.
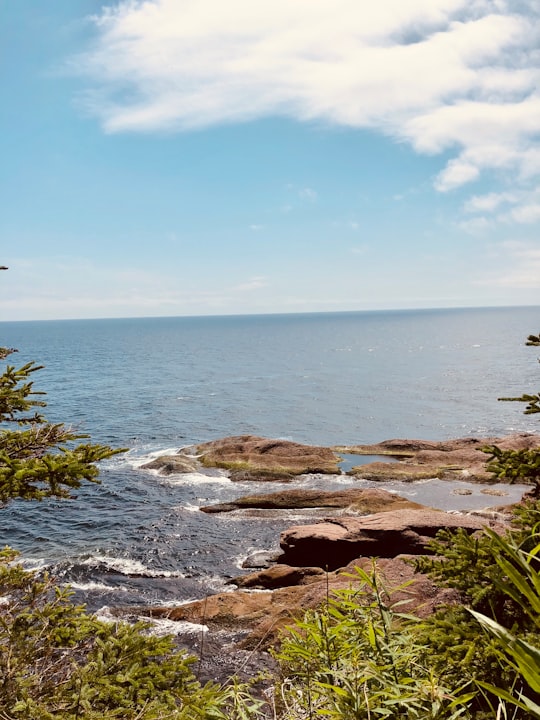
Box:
[482,332,540,495]
[470,530,540,718]
[274,564,473,719]
[0,547,237,718]
[0,351,124,505]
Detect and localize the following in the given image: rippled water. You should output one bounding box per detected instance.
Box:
[0,307,538,611]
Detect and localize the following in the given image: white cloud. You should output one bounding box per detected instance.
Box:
[464,185,540,225]
[73,0,540,199]
[458,216,492,234]
[474,241,540,288]
[232,276,268,291]
[464,191,517,213]
[508,203,540,224]
[434,159,479,191]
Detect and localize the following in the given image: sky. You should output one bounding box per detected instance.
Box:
[1,0,539,321]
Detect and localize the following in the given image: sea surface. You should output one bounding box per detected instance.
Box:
[0,307,539,622]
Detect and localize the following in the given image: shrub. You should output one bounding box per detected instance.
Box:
[273,564,471,719]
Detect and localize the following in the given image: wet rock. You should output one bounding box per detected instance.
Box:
[242,550,282,569]
[230,564,325,589]
[193,435,340,476]
[278,509,497,570]
[200,487,425,514]
[141,454,201,475]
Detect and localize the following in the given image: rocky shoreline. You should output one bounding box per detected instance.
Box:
[135,433,540,684]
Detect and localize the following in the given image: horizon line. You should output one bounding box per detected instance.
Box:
[1,302,539,324]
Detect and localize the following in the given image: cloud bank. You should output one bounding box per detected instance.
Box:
[76,0,539,200]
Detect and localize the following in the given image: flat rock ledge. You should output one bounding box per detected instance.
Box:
[200,487,425,515]
[336,432,540,482]
[141,434,340,479]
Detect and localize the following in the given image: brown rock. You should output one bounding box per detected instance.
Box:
[279,508,495,569]
[339,433,540,483]
[194,435,340,475]
[200,487,425,514]
[351,462,447,481]
[230,564,325,589]
[143,556,461,650]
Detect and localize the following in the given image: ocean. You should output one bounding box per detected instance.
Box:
[0,306,538,619]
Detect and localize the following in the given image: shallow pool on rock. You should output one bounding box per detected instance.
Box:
[338,453,399,472]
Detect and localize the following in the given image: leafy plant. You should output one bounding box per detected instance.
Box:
[413,500,540,718]
[468,532,540,718]
[274,564,471,719]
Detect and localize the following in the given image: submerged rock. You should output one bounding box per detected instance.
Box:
[140,454,201,475]
[242,550,282,569]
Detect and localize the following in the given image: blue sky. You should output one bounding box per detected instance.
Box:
[1,0,539,320]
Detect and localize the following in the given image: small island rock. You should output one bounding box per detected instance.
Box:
[194,435,340,476]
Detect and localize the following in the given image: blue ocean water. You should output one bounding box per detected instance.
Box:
[0,307,539,613]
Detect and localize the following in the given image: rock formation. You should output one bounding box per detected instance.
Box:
[278,508,498,569]
[140,433,540,484]
[195,434,341,476]
[141,455,201,475]
[337,433,540,482]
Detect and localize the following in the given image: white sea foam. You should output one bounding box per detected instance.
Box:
[93,605,208,637]
[68,580,126,593]
[93,605,115,623]
[140,617,208,637]
[18,557,50,572]
[153,598,197,608]
[178,503,203,512]
[80,554,184,578]
[123,447,184,471]
[158,471,230,486]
